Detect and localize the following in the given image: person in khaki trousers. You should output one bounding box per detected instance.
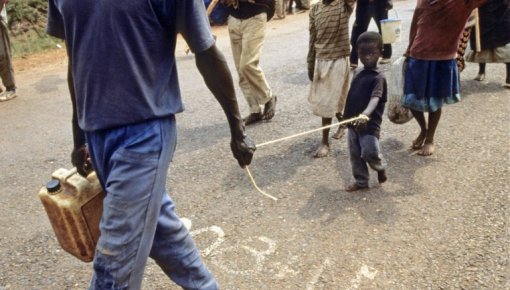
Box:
[0,0,16,102]
[222,0,277,125]
[275,0,288,19]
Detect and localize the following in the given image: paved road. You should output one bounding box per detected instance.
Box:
[1,1,508,289]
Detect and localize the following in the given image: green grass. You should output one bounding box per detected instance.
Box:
[11,29,63,58]
[6,0,56,57]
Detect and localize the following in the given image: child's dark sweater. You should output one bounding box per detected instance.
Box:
[343,68,387,138]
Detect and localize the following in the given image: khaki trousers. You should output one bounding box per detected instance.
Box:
[275,0,288,19]
[228,13,272,114]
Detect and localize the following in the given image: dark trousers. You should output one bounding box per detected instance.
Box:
[0,21,15,91]
[350,2,392,64]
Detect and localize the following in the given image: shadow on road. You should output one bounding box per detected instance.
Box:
[298,137,435,226]
[460,79,507,99]
[32,74,66,94]
[222,137,317,189]
[176,122,229,154]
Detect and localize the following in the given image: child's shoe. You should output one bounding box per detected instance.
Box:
[377,170,387,183]
[345,183,369,192]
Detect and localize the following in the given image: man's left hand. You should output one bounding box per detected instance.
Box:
[231,135,256,168]
[71,145,93,177]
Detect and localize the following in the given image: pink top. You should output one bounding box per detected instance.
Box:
[407,0,487,60]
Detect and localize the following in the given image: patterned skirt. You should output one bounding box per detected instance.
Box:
[402,58,461,113]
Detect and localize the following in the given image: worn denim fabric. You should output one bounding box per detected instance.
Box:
[347,128,386,187]
[85,116,217,290]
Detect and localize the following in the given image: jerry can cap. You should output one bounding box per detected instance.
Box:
[46,179,61,193]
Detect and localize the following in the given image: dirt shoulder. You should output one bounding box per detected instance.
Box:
[13,47,68,73]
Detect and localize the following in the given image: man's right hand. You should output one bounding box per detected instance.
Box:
[231,134,256,168]
[194,44,256,167]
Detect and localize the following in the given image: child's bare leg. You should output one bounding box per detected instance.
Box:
[418,108,441,156]
[332,112,346,139]
[314,118,332,158]
[474,63,486,81]
[410,109,427,149]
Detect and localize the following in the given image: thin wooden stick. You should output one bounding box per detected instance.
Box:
[474,8,481,52]
[243,115,367,201]
[245,166,278,201]
[257,115,367,148]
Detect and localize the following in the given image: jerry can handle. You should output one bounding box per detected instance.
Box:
[64,168,78,181]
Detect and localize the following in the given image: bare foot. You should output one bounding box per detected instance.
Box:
[345,183,369,192]
[412,131,427,150]
[313,144,330,158]
[474,73,485,81]
[417,142,435,156]
[332,126,345,139]
[262,96,277,121]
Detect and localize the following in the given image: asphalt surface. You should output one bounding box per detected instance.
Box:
[0,1,508,289]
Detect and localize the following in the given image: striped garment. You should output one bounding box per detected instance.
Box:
[308,0,355,66]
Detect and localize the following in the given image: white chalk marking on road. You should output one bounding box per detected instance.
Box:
[212,236,277,276]
[348,265,378,290]
[190,226,225,257]
[241,236,277,265]
[274,262,299,279]
[305,258,332,290]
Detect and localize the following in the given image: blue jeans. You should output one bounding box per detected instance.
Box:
[85,117,217,290]
[347,128,386,187]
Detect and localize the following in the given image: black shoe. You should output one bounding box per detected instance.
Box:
[243,113,262,125]
[345,183,369,192]
[262,96,277,121]
[377,170,387,183]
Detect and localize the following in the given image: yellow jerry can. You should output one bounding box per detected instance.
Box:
[38,168,104,262]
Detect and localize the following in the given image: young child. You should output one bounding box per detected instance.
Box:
[307,0,355,158]
[342,31,387,191]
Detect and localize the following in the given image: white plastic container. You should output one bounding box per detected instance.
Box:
[380,10,402,44]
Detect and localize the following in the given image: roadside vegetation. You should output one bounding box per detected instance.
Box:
[6,0,62,57]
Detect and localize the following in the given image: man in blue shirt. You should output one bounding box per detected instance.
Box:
[47,0,255,289]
